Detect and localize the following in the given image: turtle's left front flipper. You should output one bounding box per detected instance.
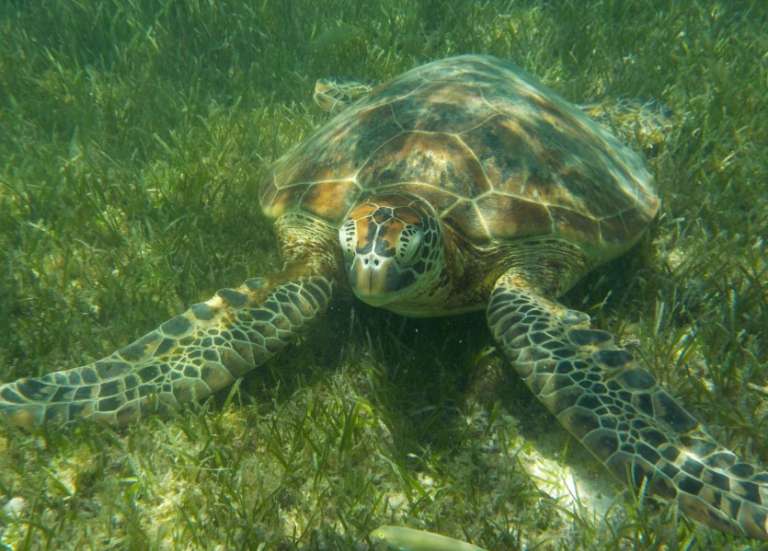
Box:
[487,273,768,540]
[0,267,334,428]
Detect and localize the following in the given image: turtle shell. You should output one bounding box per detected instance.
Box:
[260,55,659,256]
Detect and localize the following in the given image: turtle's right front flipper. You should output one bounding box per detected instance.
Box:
[0,270,334,428]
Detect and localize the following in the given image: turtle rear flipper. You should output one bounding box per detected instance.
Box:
[313,78,372,113]
[579,98,674,156]
[0,269,334,428]
[487,272,768,540]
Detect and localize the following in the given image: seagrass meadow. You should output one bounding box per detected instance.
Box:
[0,1,767,549]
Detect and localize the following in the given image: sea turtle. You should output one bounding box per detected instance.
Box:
[1,55,766,540]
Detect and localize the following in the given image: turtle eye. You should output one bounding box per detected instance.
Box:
[339,220,356,257]
[396,226,423,265]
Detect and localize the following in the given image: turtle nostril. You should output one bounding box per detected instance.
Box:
[374,259,380,266]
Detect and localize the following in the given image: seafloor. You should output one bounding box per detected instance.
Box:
[0,1,766,549]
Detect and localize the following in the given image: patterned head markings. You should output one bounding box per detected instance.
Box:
[339,195,443,306]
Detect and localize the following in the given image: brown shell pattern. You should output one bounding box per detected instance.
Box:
[260,55,659,252]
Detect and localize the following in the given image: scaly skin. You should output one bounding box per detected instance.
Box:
[487,272,768,540]
[0,265,334,428]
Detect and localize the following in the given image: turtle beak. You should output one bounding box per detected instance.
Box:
[349,253,397,305]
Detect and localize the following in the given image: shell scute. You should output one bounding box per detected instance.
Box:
[549,205,601,245]
[346,104,405,165]
[381,182,460,213]
[599,209,644,245]
[261,183,304,220]
[474,194,553,241]
[300,180,360,220]
[442,200,490,243]
[357,132,491,198]
[390,83,494,133]
[460,114,541,193]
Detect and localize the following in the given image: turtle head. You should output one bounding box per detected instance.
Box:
[339,195,444,308]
